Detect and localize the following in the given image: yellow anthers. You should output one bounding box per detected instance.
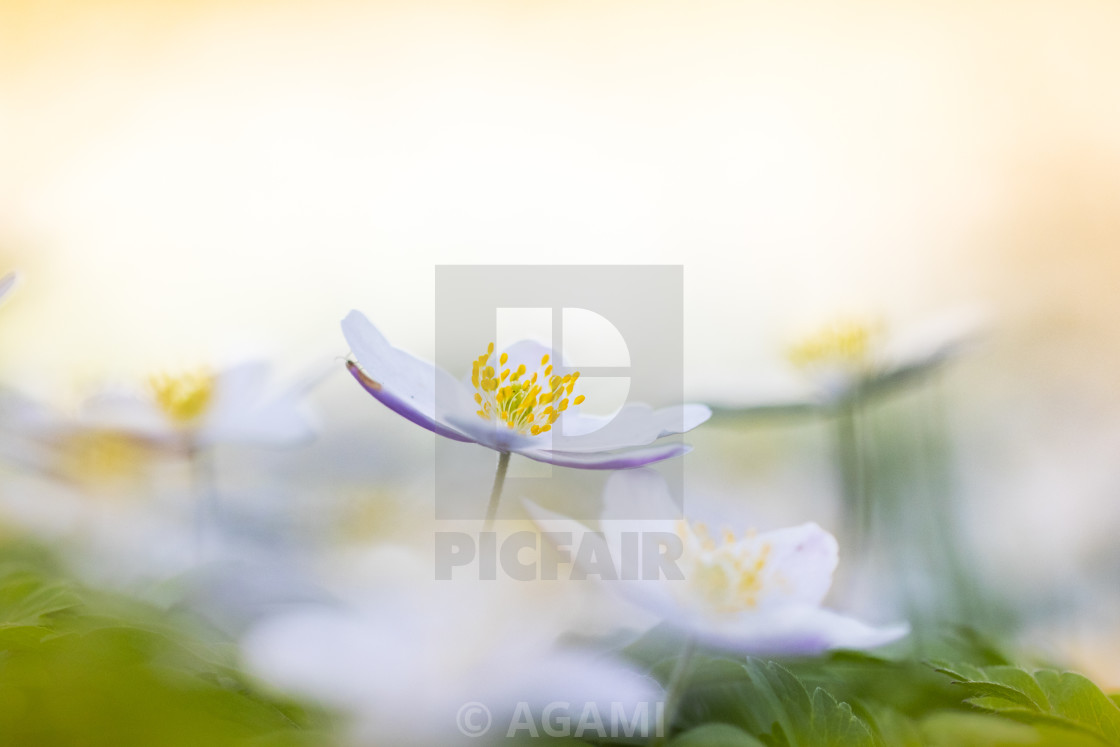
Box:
[675,520,773,615]
[471,343,584,435]
[787,320,880,370]
[149,369,215,424]
[59,431,151,485]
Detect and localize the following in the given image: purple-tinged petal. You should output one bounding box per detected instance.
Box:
[342,311,475,443]
[517,442,692,470]
[346,362,472,443]
[0,272,18,304]
[689,606,908,656]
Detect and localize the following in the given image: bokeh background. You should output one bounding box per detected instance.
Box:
[3,0,1120,695]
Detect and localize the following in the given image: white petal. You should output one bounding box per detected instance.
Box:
[342,311,473,440]
[601,469,682,522]
[749,522,838,608]
[77,391,175,442]
[548,403,710,453]
[443,411,537,453]
[684,605,908,656]
[526,500,683,620]
[517,442,692,469]
[523,500,618,577]
[199,361,317,446]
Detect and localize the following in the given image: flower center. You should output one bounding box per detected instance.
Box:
[675,520,772,615]
[787,320,878,370]
[471,343,585,435]
[59,431,151,486]
[149,369,215,424]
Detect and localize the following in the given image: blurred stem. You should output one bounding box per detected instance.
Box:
[482,451,510,531]
[917,377,986,625]
[652,637,696,747]
[835,400,869,548]
[188,442,217,561]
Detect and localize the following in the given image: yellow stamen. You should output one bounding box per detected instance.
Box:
[470,344,584,435]
[149,369,215,424]
[674,520,774,615]
[787,319,881,370]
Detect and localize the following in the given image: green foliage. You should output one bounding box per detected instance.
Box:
[668,723,768,746]
[933,662,1120,745]
[671,655,876,747]
[0,542,336,747]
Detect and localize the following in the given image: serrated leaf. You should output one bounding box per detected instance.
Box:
[934,663,1120,744]
[807,688,876,746]
[677,657,874,747]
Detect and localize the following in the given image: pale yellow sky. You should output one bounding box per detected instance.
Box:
[1,0,1119,401]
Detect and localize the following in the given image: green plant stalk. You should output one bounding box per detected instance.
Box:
[482,450,511,531]
[652,637,697,747]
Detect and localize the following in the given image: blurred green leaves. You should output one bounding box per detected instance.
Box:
[0,541,334,747]
[2,535,1120,747]
[933,662,1120,745]
[666,655,875,746]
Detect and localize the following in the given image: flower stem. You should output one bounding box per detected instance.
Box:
[482,451,511,531]
[652,637,696,746]
[188,442,217,561]
[835,400,869,548]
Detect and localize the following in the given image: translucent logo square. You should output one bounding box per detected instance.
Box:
[434,265,684,520]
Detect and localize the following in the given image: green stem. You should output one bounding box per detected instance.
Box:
[482,451,511,531]
[652,637,696,746]
[835,401,869,548]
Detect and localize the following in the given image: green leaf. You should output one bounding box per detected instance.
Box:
[0,571,81,627]
[919,711,1056,746]
[934,663,1120,744]
[669,723,768,747]
[807,688,876,746]
[677,656,875,747]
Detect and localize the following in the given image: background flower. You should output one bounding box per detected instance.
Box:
[72,359,319,451]
[241,563,662,746]
[529,470,908,656]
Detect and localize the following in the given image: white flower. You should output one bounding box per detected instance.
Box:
[341,310,710,469]
[74,360,317,450]
[712,308,984,414]
[528,470,909,656]
[241,573,662,745]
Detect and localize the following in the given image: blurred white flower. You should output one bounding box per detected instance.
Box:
[529,470,908,656]
[342,310,710,469]
[74,360,318,452]
[712,308,984,415]
[241,574,662,746]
